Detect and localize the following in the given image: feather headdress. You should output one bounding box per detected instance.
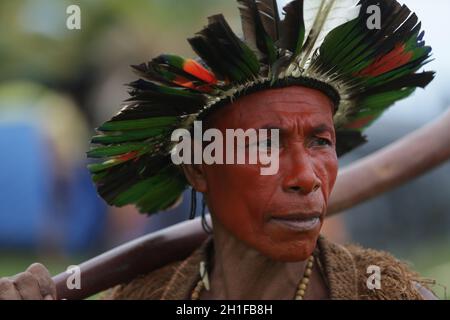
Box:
[88,0,434,214]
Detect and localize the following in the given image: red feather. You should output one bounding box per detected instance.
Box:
[183,59,218,84]
[356,44,413,77]
[172,76,214,93]
[117,151,139,162]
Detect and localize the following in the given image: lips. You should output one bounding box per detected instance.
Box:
[269,212,322,232]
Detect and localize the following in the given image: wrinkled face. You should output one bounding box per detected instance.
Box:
[199,86,338,261]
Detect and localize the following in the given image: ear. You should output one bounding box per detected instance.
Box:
[182,163,208,193]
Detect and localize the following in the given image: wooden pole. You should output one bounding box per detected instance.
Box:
[54,109,450,299]
[328,110,450,214]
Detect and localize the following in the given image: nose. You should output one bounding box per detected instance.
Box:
[282,145,321,195]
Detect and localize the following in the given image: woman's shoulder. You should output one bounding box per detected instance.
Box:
[347,242,437,300]
[318,236,437,300]
[101,237,212,300]
[101,260,182,300]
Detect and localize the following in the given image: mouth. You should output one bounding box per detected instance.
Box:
[269,212,322,232]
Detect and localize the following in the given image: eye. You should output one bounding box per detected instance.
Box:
[311,137,333,147]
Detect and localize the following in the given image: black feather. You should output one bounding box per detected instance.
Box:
[256,0,281,41]
[279,0,305,55]
[335,130,368,157]
[237,0,278,65]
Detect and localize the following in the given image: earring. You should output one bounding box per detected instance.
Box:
[189,188,197,220]
[201,195,213,234]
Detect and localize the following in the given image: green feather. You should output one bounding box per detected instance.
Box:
[91,128,167,145]
[98,117,177,132]
[87,143,150,158]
